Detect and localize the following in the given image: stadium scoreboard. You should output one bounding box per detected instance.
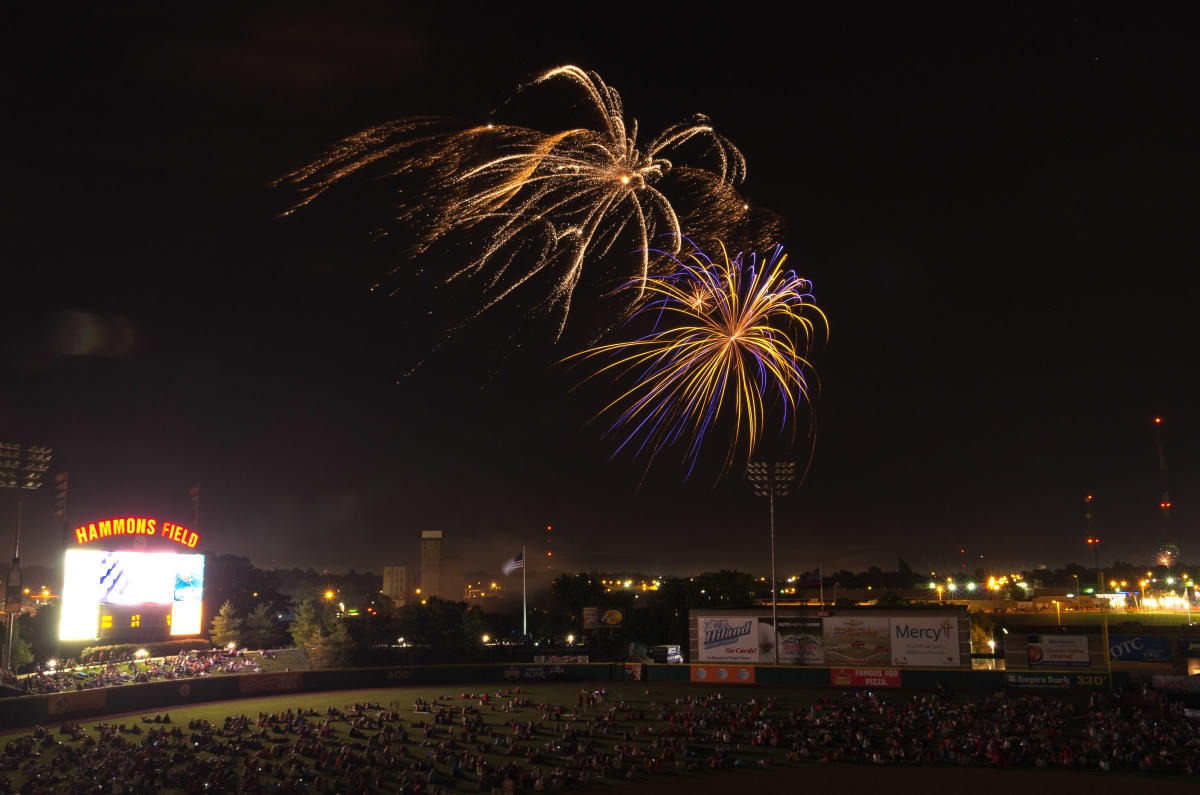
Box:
[59,516,205,642]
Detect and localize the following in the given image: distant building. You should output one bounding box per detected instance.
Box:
[442,552,464,603]
[420,530,443,600]
[464,577,506,600]
[382,566,408,607]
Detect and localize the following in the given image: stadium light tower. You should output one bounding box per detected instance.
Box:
[746,461,796,665]
[0,442,53,670]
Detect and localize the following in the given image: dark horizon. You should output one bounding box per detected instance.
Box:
[4,4,1197,579]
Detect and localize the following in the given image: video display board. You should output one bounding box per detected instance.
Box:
[59,549,205,641]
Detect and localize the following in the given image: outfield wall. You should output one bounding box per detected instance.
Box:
[0,662,1131,731]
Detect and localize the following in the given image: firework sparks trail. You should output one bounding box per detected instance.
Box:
[276,66,776,338]
[566,240,827,478]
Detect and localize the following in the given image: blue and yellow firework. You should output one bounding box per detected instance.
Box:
[568,240,827,477]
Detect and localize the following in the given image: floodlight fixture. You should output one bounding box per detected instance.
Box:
[745,461,798,665]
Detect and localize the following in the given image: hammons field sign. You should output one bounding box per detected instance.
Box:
[73,516,200,549]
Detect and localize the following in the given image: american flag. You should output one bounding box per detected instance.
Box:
[502,552,524,575]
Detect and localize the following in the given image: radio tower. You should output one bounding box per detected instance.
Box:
[1154,417,1172,520]
[1084,495,1102,590]
[545,524,553,570]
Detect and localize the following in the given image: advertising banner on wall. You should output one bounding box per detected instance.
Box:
[1027,634,1090,667]
[691,664,756,683]
[239,673,304,696]
[1151,674,1200,693]
[822,616,891,664]
[47,688,107,715]
[777,618,824,664]
[1109,635,1173,664]
[697,616,760,662]
[1006,672,1109,690]
[830,668,901,687]
[890,617,960,666]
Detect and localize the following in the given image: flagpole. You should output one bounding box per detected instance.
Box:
[818,564,824,606]
[191,484,200,531]
[521,545,527,640]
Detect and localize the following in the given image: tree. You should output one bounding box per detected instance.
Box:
[876,591,910,608]
[201,555,289,636]
[550,573,606,632]
[289,601,324,651]
[397,598,489,653]
[9,633,33,670]
[241,603,285,650]
[310,620,354,668]
[209,600,241,648]
[289,600,355,668]
[17,602,59,664]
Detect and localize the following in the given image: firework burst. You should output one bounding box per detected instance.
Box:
[567,240,827,478]
[276,66,776,337]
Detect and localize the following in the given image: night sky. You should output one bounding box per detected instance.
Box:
[4,4,1198,578]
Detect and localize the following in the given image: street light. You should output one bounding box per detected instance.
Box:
[746,461,797,665]
[0,442,53,670]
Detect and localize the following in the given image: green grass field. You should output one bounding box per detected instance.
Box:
[2,683,652,744]
[5,682,794,791]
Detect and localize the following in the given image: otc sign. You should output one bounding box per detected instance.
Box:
[73,516,200,549]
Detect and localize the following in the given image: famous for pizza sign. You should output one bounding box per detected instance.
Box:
[1027,635,1090,667]
[830,668,902,687]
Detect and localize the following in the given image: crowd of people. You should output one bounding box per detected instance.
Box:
[771,688,1200,773]
[5,650,264,696]
[1,685,1199,792]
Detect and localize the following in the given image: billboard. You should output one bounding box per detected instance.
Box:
[696,611,968,667]
[777,618,824,664]
[697,616,760,662]
[1109,635,1173,664]
[60,549,205,641]
[1006,672,1109,691]
[822,616,891,664]
[830,667,901,688]
[890,617,960,666]
[583,607,623,629]
[1027,634,1090,667]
